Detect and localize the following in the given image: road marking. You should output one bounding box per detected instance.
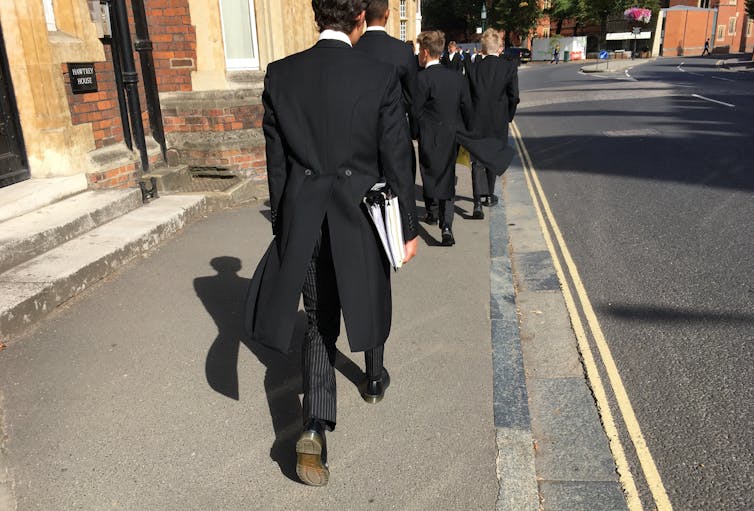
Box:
[711,76,735,82]
[692,94,735,108]
[511,122,674,511]
[677,62,704,76]
[603,128,662,137]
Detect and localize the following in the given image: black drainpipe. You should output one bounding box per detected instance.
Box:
[109,0,149,172]
[131,0,167,162]
[104,9,133,152]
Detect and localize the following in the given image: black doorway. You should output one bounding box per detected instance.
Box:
[0,21,29,188]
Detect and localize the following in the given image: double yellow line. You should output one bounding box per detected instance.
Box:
[510,122,673,511]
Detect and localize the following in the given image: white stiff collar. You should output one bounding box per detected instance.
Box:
[318,30,352,47]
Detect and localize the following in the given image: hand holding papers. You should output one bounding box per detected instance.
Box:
[363,182,406,271]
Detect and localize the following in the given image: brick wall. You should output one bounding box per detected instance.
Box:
[162,104,264,134]
[161,87,267,178]
[662,10,716,56]
[64,44,152,150]
[145,0,197,93]
[64,45,125,149]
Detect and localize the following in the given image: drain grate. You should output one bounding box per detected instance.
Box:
[183,175,240,193]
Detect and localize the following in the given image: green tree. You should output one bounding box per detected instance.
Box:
[548,0,587,35]
[422,0,487,41]
[492,0,543,48]
[582,0,660,48]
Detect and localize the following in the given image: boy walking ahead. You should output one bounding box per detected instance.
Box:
[413,30,473,246]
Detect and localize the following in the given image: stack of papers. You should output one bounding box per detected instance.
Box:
[363,182,406,271]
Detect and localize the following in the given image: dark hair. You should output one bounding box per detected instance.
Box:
[365,0,388,24]
[312,0,367,33]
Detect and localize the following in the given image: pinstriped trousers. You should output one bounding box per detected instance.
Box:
[302,220,384,430]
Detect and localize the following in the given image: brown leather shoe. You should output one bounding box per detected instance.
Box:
[296,419,329,486]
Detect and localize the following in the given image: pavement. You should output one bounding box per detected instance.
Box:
[0,143,625,509]
[578,52,754,73]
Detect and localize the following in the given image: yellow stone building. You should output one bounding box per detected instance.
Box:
[0,0,422,189]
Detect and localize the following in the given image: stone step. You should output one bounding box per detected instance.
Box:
[0,194,207,340]
[198,176,268,210]
[0,175,88,223]
[142,163,268,211]
[0,189,142,275]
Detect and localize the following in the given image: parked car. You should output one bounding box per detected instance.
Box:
[503,47,531,65]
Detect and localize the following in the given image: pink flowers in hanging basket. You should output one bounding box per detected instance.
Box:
[624,7,652,24]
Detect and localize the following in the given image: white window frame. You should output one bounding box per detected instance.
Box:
[716,24,725,40]
[219,0,261,70]
[728,17,736,35]
[43,0,57,31]
[748,19,753,37]
[400,0,407,19]
[400,20,407,41]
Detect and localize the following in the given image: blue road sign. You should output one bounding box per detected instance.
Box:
[599,50,609,60]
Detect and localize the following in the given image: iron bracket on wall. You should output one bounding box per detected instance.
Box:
[138,177,159,203]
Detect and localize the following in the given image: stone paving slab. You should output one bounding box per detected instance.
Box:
[539,480,627,511]
[518,290,584,380]
[528,377,620,482]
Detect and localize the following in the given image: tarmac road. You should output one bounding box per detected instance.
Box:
[514,57,754,509]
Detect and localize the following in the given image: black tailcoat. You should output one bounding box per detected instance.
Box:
[465,55,520,152]
[413,65,472,199]
[440,51,464,73]
[355,29,418,131]
[245,40,418,354]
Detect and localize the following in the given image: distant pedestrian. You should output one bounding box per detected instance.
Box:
[441,40,464,72]
[550,45,560,64]
[701,39,710,56]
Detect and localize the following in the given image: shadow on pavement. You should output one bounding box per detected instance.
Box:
[195,256,302,481]
[194,255,368,483]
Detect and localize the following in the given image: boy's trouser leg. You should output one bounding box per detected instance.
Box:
[471,161,490,199]
[302,220,340,429]
[365,345,384,380]
[439,198,455,229]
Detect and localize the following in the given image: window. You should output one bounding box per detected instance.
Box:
[728,17,736,35]
[43,0,56,30]
[748,19,753,37]
[219,0,260,70]
[400,20,407,41]
[400,0,407,19]
[543,0,552,8]
[716,24,725,40]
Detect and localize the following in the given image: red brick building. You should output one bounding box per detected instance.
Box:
[661,0,753,56]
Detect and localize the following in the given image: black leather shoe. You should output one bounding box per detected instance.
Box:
[361,369,391,404]
[296,419,329,486]
[482,194,499,207]
[472,200,484,219]
[423,212,438,225]
[441,227,455,246]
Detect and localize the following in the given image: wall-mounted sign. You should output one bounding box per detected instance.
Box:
[68,63,98,94]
